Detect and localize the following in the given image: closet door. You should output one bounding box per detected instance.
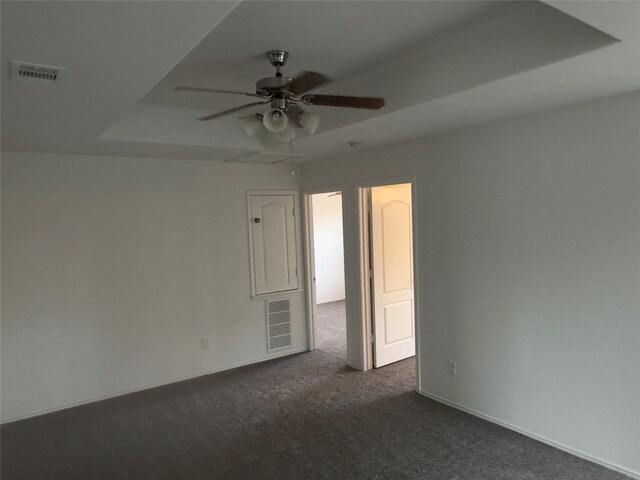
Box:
[249,194,298,295]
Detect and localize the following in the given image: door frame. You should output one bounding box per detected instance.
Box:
[356,176,420,388]
[247,190,304,299]
[302,185,346,351]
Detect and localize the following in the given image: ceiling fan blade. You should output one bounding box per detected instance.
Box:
[176,86,262,98]
[285,103,303,127]
[198,101,269,121]
[301,94,385,110]
[288,71,330,95]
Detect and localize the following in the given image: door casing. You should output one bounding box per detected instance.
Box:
[369,183,415,367]
[302,185,345,352]
[302,176,420,394]
[357,176,420,387]
[247,190,303,299]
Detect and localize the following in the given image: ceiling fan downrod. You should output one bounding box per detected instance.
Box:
[256,51,292,97]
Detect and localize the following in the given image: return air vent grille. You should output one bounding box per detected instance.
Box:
[225,151,306,165]
[266,299,292,351]
[11,61,65,85]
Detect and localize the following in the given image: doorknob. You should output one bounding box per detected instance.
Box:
[253,218,261,223]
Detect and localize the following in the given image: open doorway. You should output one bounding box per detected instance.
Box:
[306,191,347,360]
[361,182,416,370]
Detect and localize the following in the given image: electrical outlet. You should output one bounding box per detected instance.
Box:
[448,360,457,376]
[201,338,209,350]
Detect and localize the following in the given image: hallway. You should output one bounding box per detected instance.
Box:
[314,300,347,354]
[1,303,625,479]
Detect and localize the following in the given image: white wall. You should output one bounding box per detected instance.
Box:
[1,153,306,422]
[301,92,640,477]
[311,193,345,304]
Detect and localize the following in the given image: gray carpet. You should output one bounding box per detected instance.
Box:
[1,300,629,479]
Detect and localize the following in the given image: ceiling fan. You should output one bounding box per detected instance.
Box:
[175,50,385,136]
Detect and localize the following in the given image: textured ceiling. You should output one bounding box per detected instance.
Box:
[1,1,638,162]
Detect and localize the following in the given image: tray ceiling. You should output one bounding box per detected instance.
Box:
[1,1,638,162]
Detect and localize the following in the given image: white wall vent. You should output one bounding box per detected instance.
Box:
[266,299,292,351]
[11,61,65,85]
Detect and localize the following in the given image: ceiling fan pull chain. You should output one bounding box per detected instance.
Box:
[290,128,295,176]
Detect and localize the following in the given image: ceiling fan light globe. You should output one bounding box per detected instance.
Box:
[242,115,263,137]
[299,111,320,135]
[262,109,288,133]
[274,127,296,142]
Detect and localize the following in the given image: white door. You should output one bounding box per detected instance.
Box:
[250,194,298,295]
[371,184,415,367]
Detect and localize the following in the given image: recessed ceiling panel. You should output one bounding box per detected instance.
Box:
[1,0,631,161]
[142,1,507,112]
[131,0,618,160]
[225,151,306,165]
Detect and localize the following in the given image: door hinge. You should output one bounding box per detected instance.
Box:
[368,268,373,279]
[370,334,375,343]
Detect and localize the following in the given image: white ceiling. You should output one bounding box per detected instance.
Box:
[1,1,639,163]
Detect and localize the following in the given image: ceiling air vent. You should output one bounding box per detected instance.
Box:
[225,151,307,165]
[11,61,65,85]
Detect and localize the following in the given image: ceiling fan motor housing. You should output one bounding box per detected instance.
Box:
[270,97,287,110]
[256,76,293,97]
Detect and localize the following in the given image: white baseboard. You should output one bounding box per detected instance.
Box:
[419,390,639,480]
[1,347,308,424]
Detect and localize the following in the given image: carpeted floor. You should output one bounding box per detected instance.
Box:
[1,300,629,479]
